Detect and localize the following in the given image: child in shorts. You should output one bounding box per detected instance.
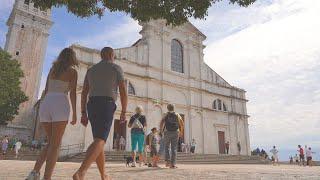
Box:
[149,127,160,167]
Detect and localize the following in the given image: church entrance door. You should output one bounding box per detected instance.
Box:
[113,119,127,151]
[218,131,225,154]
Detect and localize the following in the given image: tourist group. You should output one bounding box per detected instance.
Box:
[17,47,188,180]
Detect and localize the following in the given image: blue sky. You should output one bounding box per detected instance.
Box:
[1,0,319,161]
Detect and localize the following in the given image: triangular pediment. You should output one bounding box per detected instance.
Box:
[181,21,206,40]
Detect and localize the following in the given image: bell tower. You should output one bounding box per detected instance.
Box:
[4,0,53,129]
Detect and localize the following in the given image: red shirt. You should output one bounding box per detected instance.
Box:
[299,148,304,155]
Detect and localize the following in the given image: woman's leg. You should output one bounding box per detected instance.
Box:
[138,134,144,166]
[131,133,137,165]
[43,121,67,179]
[33,123,52,173]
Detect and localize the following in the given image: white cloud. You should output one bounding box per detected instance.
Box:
[202,0,320,149]
[66,18,141,49]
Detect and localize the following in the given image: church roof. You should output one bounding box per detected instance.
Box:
[183,21,206,40]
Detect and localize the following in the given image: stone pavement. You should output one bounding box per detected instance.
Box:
[0,160,319,180]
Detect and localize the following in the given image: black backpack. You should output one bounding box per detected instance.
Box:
[165,112,179,131]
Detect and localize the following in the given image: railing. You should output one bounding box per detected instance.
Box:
[59,143,85,161]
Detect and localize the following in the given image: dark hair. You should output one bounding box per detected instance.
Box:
[151,127,157,132]
[167,104,174,111]
[51,48,78,78]
[100,47,113,59]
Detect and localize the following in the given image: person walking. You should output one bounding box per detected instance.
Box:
[237,142,241,155]
[26,48,78,180]
[149,127,160,167]
[160,104,184,169]
[119,136,126,151]
[14,140,22,158]
[270,146,279,166]
[225,141,230,154]
[73,47,127,180]
[1,136,9,155]
[190,139,196,154]
[128,106,147,167]
[297,145,305,166]
[306,147,315,166]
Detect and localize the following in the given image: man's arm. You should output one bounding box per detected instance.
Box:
[119,80,128,122]
[160,115,166,133]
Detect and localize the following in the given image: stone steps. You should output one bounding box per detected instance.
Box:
[66,152,268,164]
[0,150,40,161]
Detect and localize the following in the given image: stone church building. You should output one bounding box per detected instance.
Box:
[4,0,251,156]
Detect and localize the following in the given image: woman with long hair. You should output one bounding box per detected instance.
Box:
[26,48,78,180]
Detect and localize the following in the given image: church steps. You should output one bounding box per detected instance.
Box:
[65,152,268,164]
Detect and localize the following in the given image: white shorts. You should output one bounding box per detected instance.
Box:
[39,93,70,122]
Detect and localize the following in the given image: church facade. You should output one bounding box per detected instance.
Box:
[61,20,251,155]
[4,0,250,155]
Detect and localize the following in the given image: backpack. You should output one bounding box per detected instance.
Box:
[132,115,143,129]
[165,112,179,131]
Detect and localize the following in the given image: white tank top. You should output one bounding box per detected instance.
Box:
[47,79,70,94]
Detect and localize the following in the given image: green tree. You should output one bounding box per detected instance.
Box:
[31,0,255,25]
[0,49,28,125]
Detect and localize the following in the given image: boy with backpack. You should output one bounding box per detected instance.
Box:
[160,104,184,169]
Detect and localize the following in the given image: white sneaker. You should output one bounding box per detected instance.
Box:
[26,171,40,180]
[131,161,136,167]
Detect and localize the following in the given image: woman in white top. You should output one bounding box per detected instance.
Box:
[27,48,78,180]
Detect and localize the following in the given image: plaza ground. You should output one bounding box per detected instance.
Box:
[0,160,319,180]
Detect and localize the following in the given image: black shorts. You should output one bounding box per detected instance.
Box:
[299,154,305,161]
[87,96,116,141]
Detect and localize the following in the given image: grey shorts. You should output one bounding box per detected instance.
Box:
[150,145,158,157]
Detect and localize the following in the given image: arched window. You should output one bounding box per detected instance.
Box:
[217,99,222,110]
[128,82,135,95]
[223,103,227,111]
[213,99,228,112]
[171,39,183,73]
[213,100,217,109]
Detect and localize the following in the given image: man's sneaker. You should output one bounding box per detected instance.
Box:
[26,171,40,180]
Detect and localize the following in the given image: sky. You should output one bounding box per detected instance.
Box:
[1,0,319,161]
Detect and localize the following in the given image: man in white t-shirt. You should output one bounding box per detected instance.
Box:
[15,140,22,158]
[270,146,279,166]
[306,147,315,166]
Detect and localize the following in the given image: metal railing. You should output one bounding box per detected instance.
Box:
[59,143,85,161]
